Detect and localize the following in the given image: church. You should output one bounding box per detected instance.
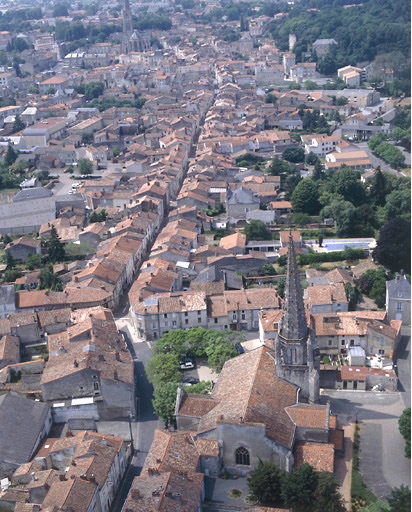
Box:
[175,234,342,474]
[122,0,151,54]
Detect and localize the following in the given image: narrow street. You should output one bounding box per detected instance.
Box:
[110,327,161,512]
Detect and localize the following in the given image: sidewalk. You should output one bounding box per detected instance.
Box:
[335,423,354,511]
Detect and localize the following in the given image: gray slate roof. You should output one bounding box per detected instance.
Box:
[386,275,411,300]
[0,394,50,465]
[0,285,15,306]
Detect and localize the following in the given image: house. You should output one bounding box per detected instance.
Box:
[312,311,401,360]
[226,186,259,223]
[386,274,411,329]
[304,283,348,314]
[0,394,52,478]
[312,38,337,57]
[40,308,136,420]
[219,232,246,255]
[303,135,342,157]
[22,118,67,148]
[290,63,317,83]
[5,237,41,262]
[0,335,20,369]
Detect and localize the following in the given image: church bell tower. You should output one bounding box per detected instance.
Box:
[275,232,320,402]
[122,0,134,40]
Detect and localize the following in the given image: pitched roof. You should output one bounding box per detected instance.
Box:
[294,441,335,472]
[179,347,298,448]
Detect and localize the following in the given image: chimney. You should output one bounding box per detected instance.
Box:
[115,351,120,361]
[114,371,118,380]
[89,475,96,484]
[131,490,140,500]
[73,360,78,367]
[59,474,67,481]
[31,472,35,482]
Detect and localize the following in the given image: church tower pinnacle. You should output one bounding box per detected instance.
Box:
[122,0,133,39]
[280,232,308,342]
[275,231,320,402]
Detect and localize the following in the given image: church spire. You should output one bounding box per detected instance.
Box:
[123,0,133,38]
[280,232,307,341]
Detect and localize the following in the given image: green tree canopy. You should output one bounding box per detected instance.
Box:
[312,471,346,512]
[388,484,411,512]
[39,266,62,291]
[373,218,411,273]
[282,146,305,163]
[247,458,284,505]
[244,220,272,241]
[152,382,178,422]
[291,178,320,215]
[25,253,43,270]
[146,353,181,387]
[398,408,411,459]
[281,463,318,511]
[47,225,65,263]
[78,158,93,175]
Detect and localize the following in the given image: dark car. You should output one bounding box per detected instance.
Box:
[182,376,200,385]
[235,343,244,354]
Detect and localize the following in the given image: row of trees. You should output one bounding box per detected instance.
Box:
[248,460,346,511]
[368,134,405,169]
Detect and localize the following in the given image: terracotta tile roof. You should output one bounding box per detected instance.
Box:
[294,441,335,472]
[306,283,347,307]
[286,404,329,429]
[195,439,219,456]
[42,477,97,512]
[123,472,203,512]
[219,232,246,251]
[178,393,218,418]
[142,430,206,476]
[0,335,19,362]
[339,366,397,382]
[259,309,283,332]
[188,347,298,448]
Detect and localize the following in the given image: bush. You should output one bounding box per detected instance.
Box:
[297,248,366,266]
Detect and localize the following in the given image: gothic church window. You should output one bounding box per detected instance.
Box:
[235,446,250,465]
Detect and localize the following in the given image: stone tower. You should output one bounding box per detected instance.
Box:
[122,0,133,39]
[289,33,297,52]
[275,232,319,402]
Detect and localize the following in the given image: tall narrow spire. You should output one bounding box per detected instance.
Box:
[280,232,307,341]
[123,0,133,38]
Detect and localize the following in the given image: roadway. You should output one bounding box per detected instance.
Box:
[110,326,161,512]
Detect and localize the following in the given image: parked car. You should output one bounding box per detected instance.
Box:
[182,376,199,385]
[235,343,244,354]
[180,358,195,370]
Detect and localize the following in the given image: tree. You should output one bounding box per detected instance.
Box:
[304,80,317,90]
[305,152,318,165]
[370,168,387,207]
[12,115,24,133]
[388,485,411,512]
[244,220,271,241]
[89,208,108,223]
[291,179,320,215]
[152,382,178,422]
[312,160,324,181]
[312,472,346,512]
[146,353,181,387]
[247,458,284,505]
[46,87,56,95]
[398,408,411,459]
[4,144,17,166]
[39,267,61,290]
[276,277,285,298]
[385,189,411,221]
[260,263,276,276]
[47,225,65,263]
[205,337,237,373]
[78,158,93,175]
[329,167,366,206]
[25,253,43,270]
[282,146,305,163]
[153,330,187,359]
[373,218,411,273]
[321,200,356,237]
[53,2,69,16]
[27,85,39,94]
[5,251,16,269]
[269,157,292,175]
[186,380,212,394]
[281,463,318,511]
